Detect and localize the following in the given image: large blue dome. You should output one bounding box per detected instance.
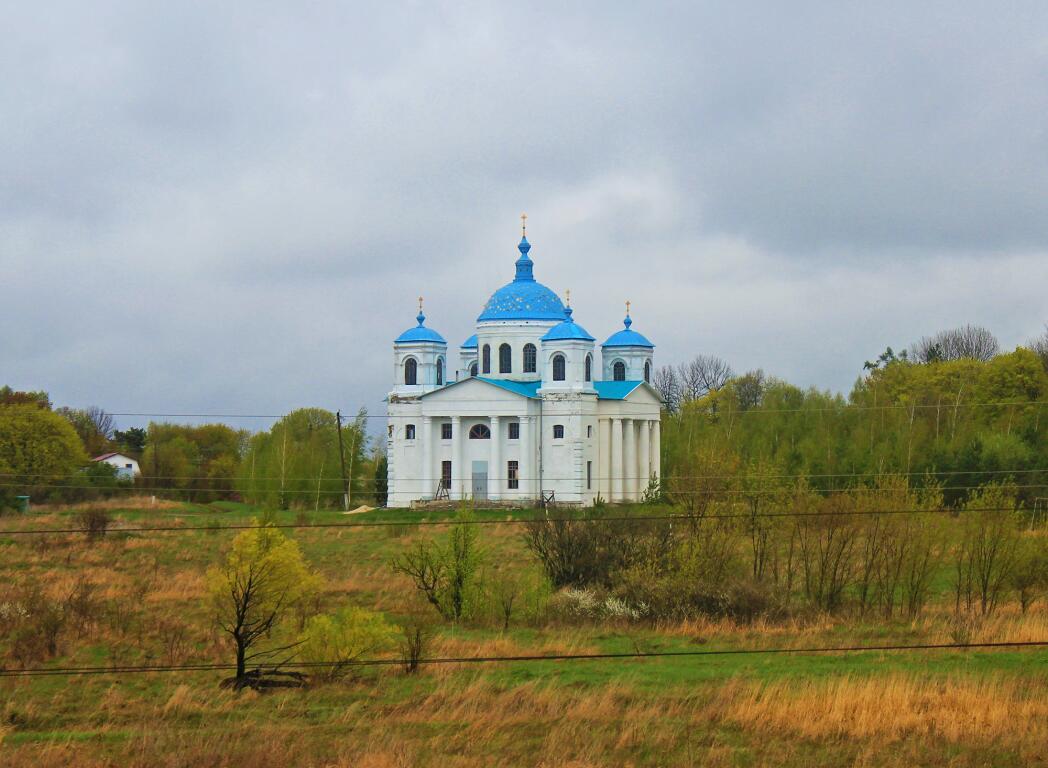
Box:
[477,236,566,322]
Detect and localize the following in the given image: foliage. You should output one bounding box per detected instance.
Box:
[953,484,1023,615]
[238,408,369,509]
[206,523,321,680]
[113,427,147,455]
[392,505,482,621]
[297,606,395,680]
[0,403,86,508]
[0,386,50,409]
[142,422,248,502]
[56,406,114,457]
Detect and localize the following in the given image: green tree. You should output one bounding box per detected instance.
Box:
[206,523,320,682]
[297,606,395,680]
[0,404,86,507]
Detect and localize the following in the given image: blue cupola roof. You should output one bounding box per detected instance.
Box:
[395,308,446,344]
[541,306,595,342]
[460,334,478,349]
[477,236,566,322]
[602,313,654,348]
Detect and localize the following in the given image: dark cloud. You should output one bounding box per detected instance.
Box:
[2,1,1046,431]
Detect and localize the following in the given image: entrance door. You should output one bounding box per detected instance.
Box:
[471,461,488,500]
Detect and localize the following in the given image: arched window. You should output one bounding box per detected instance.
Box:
[404,358,418,385]
[584,354,592,382]
[482,344,491,374]
[436,357,444,385]
[499,343,512,373]
[553,424,565,439]
[523,343,537,373]
[613,361,626,381]
[552,354,566,382]
[469,424,491,439]
[643,360,651,383]
[470,362,478,377]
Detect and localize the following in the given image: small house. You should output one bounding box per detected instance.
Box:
[92,452,141,481]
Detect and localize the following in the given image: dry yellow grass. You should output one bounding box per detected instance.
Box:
[713,673,1048,748]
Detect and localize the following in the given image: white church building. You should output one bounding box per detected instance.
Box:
[385,224,662,507]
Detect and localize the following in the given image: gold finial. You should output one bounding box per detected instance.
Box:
[625,299,631,316]
[520,212,527,236]
[418,296,424,313]
[565,288,571,307]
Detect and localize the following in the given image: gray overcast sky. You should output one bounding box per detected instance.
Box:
[2,1,1047,432]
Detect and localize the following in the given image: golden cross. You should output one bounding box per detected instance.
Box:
[418,296,424,313]
[520,212,527,236]
[565,288,571,307]
[625,299,631,316]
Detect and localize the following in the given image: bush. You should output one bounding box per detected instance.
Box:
[76,508,112,541]
[298,606,395,681]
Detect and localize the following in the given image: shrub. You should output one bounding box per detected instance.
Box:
[298,606,395,681]
[76,508,112,541]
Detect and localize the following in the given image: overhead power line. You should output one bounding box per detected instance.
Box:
[2,640,1045,678]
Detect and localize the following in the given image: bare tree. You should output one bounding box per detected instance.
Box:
[911,324,1000,363]
[652,366,682,413]
[1028,324,1048,373]
[679,355,734,401]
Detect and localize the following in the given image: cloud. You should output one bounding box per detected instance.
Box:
[1,1,1046,433]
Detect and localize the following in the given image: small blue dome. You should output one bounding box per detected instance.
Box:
[602,314,654,348]
[477,236,566,322]
[395,309,446,344]
[541,307,595,342]
[460,334,478,348]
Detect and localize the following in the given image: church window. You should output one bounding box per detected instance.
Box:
[405,424,416,440]
[508,421,520,439]
[613,361,626,381]
[584,354,592,382]
[469,424,491,439]
[441,422,452,440]
[441,461,452,490]
[482,345,491,374]
[644,360,651,383]
[404,358,418,385]
[523,343,537,373]
[587,425,593,438]
[499,343,512,373]
[470,362,478,377]
[587,460,592,490]
[552,354,566,381]
[436,358,444,385]
[553,424,564,439]
[507,460,519,489]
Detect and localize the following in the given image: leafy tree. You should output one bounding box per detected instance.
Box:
[239,408,367,509]
[0,386,50,409]
[142,422,247,501]
[206,523,320,682]
[56,406,114,457]
[113,427,147,455]
[0,404,86,507]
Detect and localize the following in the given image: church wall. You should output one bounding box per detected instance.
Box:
[475,320,559,381]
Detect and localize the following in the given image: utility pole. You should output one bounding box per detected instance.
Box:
[335,410,350,511]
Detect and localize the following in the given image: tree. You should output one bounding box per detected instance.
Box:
[911,324,1000,363]
[0,386,50,409]
[392,506,482,621]
[113,427,147,455]
[0,404,86,507]
[206,523,320,683]
[56,406,115,457]
[1028,325,1048,373]
[142,422,246,501]
[953,485,1021,615]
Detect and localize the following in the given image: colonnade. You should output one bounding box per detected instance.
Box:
[598,417,660,502]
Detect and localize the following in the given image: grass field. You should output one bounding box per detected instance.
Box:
[1,499,1046,767]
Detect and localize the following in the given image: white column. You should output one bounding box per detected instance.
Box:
[451,415,463,500]
[611,418,623,502]
[638,419,651,499]
[652,419,661,483]
[598,418,611,502]
[422,416,434,499]
[489,416,501,501]
[623,418,636,501]
[520,416,533,501]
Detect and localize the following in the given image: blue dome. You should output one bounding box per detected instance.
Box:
[602,314,654,348]
[460,334,478,348]
[541,307,595,342]
[395,310,446,344]
[477,236,566,322]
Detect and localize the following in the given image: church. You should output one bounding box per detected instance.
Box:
[385,220,662,507]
